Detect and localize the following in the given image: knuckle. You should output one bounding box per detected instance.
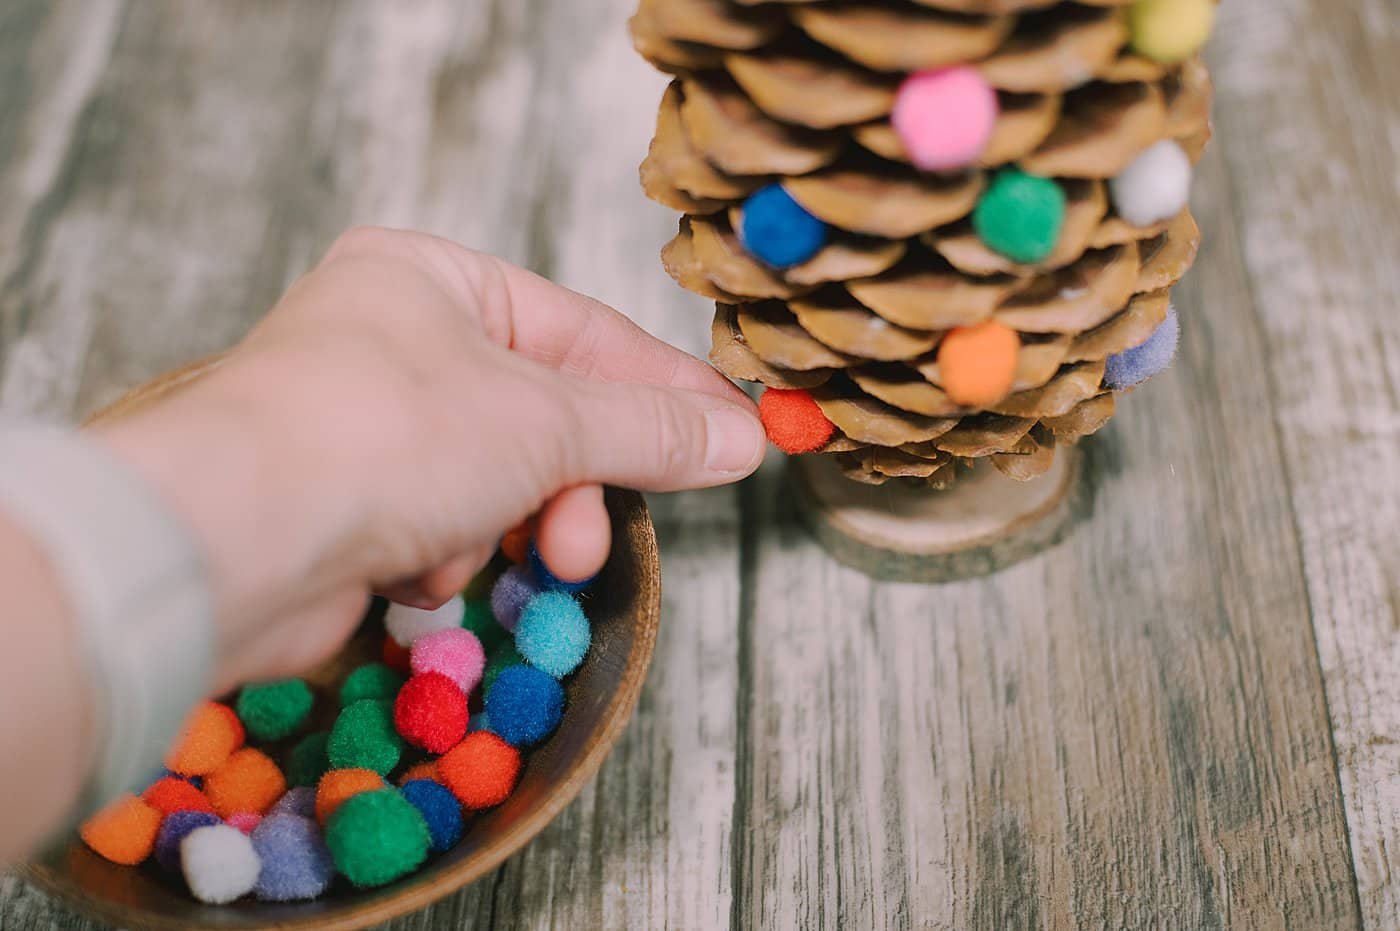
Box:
[326,225,403,260]
[644,391,698,479]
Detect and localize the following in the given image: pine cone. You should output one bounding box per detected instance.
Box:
[634,0,1215,485]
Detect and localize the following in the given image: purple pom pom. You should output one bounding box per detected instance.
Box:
[1104,305,1180,390]
[270,786,316,820]
[490,565,540,632]
[251,814,335,902]
[154,810,221,872]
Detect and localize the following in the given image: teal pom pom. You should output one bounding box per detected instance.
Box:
[515,592,591,678]
[327,700,404,776]
[972,169,1066,263]
[236,679,314,741]
[339,663,405,706]
[285,732,330,788]
[325,789,429,888]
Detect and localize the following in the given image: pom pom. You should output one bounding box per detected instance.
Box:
[394,672,470,753]
[80,794,162,866]
[165,702,244,776]
[973,169,1066,263]
[382,634,412,674]
[142,777,215,816]
[485,665,564,747]
[315,768,385,825]
[251,814,335,902]
[527,543,596,595]
[515,592,591,678]
[401,779,465,851]
[891,67,999,172]
[410,627,486,695]
[205,748,287,818]
[1128,0,1215,64]
[285,731,331,788]
[937,321,1021,407]
[500,520,533,564]
[397,761,440,786]
[154,810,221,872]
[468,712,492,734]
[271,786,317,820]
[226,812,262,834]
[325,789,430,888]
[483,643,526,695]
[1109,140,1192,227]
[327,699,405,776]
[759,388,835,454]
[739,184,828,269]
[385,594,465,647]
[236,679,314,742]
[490,565,541,632]
[180,823,261,904]
[461,598,509,654]
[438,731,522,810]
[339,663,406,707]
[1104,304,1180,390]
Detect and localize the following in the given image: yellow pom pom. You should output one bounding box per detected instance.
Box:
[1128,0,1216,64]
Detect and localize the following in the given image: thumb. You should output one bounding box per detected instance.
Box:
[550,372,766,492]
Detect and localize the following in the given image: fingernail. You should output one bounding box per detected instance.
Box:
[704,406,764,474]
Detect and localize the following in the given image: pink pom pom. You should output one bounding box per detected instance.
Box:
[225,812,262,835]
[410,628,486,695]
[891,67,998,172]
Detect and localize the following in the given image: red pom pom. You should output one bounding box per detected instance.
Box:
[382,634,412,674]
[438,731,521,810]
[758,388,835,454]
[393,672,469,754]
[142,777,215,816]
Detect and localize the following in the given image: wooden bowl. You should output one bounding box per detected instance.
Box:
[21,359,662,930]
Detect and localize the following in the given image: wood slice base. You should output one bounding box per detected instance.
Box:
[791,448,1080,583]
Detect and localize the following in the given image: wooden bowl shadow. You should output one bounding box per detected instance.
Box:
[21,358,662,930]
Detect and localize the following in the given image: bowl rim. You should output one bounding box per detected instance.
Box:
[21,357,662,930]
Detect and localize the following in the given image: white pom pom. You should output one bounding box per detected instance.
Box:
[1109,140,1192,227]
[385,595,465,647]
[181,824,261,904]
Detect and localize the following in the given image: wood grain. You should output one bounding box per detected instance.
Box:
[0,0,1395,928]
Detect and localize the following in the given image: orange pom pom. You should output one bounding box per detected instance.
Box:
[758,388,835,454]
[937,321,1020,407]
[438,731,521,810]
[397,760,440,787]
[382,635,412,674]
[500,520,533,564]
[165,702,245,776]
[205,748,286,818]
[315,768,384,825]
[142,777,214,816]
[79,794,162,865]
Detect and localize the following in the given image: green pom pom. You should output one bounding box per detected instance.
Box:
[340,663,405,706]
[236,679,314,741]
[483,643,526,694]
[286,731,330,787]
[327,700,404,776]
[972,169,1066,264]
[325,789,430,888]
[461,599,508,654]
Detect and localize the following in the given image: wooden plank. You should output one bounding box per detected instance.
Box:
[1208,1,1400,926]
[733,129,1361,931]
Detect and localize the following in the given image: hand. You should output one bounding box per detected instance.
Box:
[92,227,764,690]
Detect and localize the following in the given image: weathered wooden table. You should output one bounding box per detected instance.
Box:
[1,2,1396,928]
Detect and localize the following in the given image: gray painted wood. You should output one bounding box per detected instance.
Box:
[0,0,1393,928]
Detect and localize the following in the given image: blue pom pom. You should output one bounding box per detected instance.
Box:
[491,565,542,631]
[740,184,828,269]
[515,592,591,678]
[154,810,221,872]
[251,814,335,902]
[1104,304,1180,390]
[527,544,595,595]
[401,779,464,852]
[485,665,564,747]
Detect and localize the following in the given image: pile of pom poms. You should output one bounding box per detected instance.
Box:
[78,520,599,904]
